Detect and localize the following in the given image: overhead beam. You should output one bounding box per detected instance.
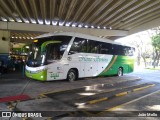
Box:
[0,21,128,37]
[129,17,160,35]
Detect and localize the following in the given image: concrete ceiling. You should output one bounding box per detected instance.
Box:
[0,0,160,42]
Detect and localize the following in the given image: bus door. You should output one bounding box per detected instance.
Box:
[45,41,65,80]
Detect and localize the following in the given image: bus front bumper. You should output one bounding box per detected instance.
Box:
[25,69,47,81]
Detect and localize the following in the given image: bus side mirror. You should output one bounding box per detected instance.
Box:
[68,51,74,55]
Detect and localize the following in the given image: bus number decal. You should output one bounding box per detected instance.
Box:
[50,73,59,79]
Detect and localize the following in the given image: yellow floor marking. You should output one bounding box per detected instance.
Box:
[133,84,155,92]
[115,92,128,97]
[89,97,108,104]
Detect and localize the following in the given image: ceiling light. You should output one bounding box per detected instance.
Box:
[91,26,94,28]
[31,19,36,24]
[59,22,64,26]
[65,22,71,27]
[17,18,22,23]
[97,26,100,29]
[72,24,76,27]
[103,27,106,29]
[38,19,43,24]
[85,25,88,28]
[65,24,70,27]
[45,20,50,25]
[24,19,29,23]
[9,18,14,22]
[53,21,58,25]
[78,24,82,28]
[25,46,29,49]
[1,17,7,21]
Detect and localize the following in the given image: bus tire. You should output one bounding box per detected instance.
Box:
[117,67,123,76]
[67,69,77,82]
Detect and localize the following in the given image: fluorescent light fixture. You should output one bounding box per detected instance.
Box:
[72,24,76,27]
[11,37,14,38]
[78,93,96,96]
[85,25,88,28]
[19,37,22,39]
[31,19,36,24]
[65,24,70,27]
[78,24,82,28]
[15,37,18,39]
[38,19,43,24]
[24,19,29,23]
[110,26,112,29]
[1,17,7,21]
[9,18,14,22]
[27,37,30,39]
[97,26,100,29]
[23,37,26,39]
[53,21,58,25]
[16,18,22,23]
[65,22,71,27]
[45,20,50,25]
[59,21,64,26]
[91,26,94,28]
[31,37,33,39]
[103,27,106,29]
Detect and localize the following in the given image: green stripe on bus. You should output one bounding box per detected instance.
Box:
[99,55,134,76]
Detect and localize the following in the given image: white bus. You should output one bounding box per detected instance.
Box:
[25,32,134,81]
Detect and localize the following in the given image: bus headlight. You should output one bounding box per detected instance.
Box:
[41,76,44,78]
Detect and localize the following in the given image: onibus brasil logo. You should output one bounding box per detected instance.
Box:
[1,112,42,118]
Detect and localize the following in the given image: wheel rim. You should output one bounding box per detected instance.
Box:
[68,72,76,81]
[118,68,122,76]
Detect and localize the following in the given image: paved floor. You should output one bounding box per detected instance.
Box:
[0,69,160,120]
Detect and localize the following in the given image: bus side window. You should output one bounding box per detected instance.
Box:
[69,37,87,54]
[112,44,124,55]
[87,40,99,53]
[99,42,112,54]
[122,46,134,56]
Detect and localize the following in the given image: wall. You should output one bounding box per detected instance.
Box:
[0,30,10,54]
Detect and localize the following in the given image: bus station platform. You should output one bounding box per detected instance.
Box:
[0,69,160,119]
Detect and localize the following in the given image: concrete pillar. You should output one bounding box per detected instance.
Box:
[0,30,10,54]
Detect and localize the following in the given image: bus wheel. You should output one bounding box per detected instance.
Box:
[117,67,123,76]
[67,69,77,82]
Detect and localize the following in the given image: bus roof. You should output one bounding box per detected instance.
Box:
[35,32,124,46]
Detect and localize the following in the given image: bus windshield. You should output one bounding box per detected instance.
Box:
[27,36,72,67]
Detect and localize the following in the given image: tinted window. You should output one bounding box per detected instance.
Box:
[99,42,112,54]
[112,44,124,55]
[87,40,99,53]
[123,46,134,56]
[112,44,134,56]
[69,37,87,54]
